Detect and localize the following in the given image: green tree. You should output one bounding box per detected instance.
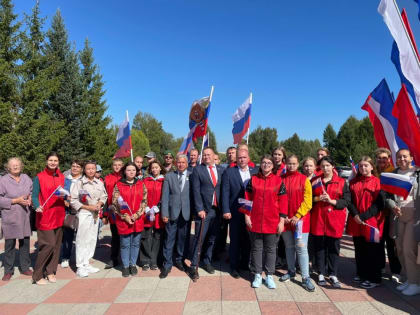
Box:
[281,134,321,160]
[248,126,278,160]
[131,129,150,158]
[323,123,337,158]
[194,126,218,154]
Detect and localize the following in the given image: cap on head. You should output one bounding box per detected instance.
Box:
[144,152,156,159]
[96,165,102,172]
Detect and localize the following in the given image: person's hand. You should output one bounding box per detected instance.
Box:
[102,217,108,225]
[64,200,70,207]
[320,193,331,203]
[277,219,285,234]
[35,206,43,213]
[354,215,363,224]
[290,216,299,226]
[198,210,206,219]
[12,196,31,207]
[123,214,134,225]
[245,215,252,229]
[162,217,169,223]
[223,213,232,220]
[393,206,402,217]
[94,203,102,212]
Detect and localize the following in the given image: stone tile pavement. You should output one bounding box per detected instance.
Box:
[0,227,419,315]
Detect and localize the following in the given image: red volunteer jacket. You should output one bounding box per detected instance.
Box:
[143,175,164,229]
[104,172,122,224]
[244,173,288,234]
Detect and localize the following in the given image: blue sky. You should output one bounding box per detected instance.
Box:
[13,0,420,151]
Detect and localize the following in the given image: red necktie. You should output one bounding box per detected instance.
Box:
[209,166,217,206]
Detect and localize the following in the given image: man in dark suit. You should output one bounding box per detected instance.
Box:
[189,147,223,280]
[159,154,191,278]
[221,148,257,278]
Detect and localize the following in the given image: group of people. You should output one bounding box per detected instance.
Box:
[0,144,419,296]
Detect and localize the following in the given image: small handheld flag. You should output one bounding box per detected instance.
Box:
[145,205,160,222]
[294,220,303,239]
[348,157,358,181]
[364,222,380,243]
[79,189,91,204]
[238,198,253,215]
[380,172,414,199]
[54,186,70,199]
[117,196,133,216]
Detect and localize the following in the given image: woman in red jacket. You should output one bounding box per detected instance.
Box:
[347,156,384,289]
[243,155,288,289]
[112,162,147,277]
[311,156,350,288]
[280,155,315,292]
[32,152,66,285]
[139,161,165,271]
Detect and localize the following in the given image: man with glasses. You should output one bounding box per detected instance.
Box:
[163,150,176,173]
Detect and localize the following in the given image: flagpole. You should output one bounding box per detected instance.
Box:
[199,86,214,164]
[392,0,420,70]
[126,110,133,162]
[246,92,252,145]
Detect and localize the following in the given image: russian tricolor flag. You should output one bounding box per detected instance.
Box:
[232,94,252,145]
[114,112,132,159]
[238,198,253,215]
[366,224,381,243]
[54,185,70,199]
[380,172,414,199]
[178,125,196,156]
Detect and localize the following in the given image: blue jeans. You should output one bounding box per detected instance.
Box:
[120,232,141,268]
[282,231,310,279]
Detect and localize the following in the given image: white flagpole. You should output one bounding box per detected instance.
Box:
[246,92,252,145]
[127,110,133,162]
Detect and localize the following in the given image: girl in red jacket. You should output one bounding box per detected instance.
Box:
[243,155,288,289]
[112,162,147,277]
[139,161,165,271]
[280,155,315,292]
[311,156,350,288]
[348,157,384,288]
[32,152,66,285]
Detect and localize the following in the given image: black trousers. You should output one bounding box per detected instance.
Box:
[4,237,31,274]
[229,214,250,271]
[250,232,279,275]
[380,215,402,274]
[213,217,229,258]
[110,223,120,263]
[139,227,163,266]
[353,236,383,283]
[312,234,340,277]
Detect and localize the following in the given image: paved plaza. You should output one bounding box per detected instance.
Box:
[0,226,419,315]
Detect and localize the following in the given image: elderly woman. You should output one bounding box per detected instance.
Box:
[0,158,33,281]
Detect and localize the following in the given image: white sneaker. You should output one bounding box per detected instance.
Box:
[77,267,88,278]
[396,281,409,291]
[61,259,69,268]
[391,274,401,283]
[85,265,100,274]
[402,284,420,296]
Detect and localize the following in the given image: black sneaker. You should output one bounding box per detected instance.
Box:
[129,265,138,276]
[150,264,158,270]
[122,267,130,277]
[174,261,185,271]
[104,260,118,269]
[189,268,199,281]
[142,264,150,271]
[230,269,240,279]
[203,264,215,274]
[159,268,170,279]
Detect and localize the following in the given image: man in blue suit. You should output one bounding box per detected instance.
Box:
[189,147,224,280]
[221,149,257,278]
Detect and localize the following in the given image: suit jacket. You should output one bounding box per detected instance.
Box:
[161,170,192,221]
[221,166,257,217]
[191,164,224,214]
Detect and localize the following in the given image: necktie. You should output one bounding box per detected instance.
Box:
[178,172,183,191]
[209,166,217,206]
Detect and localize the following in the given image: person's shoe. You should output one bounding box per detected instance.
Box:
[279,272,296,282]
[129,265,138,276]
[104,260,118,269]
[203,264,215,274]
[85,265,100,273]
[353,275,362,283]
[21,270,33,276]
[318,274,327,286]
[252,273,263,288]
[230,269,240,279]
[391,274,401,283]
[47,274,57,283]
[122,267,130,277]
[396,281,410,291]
[360,280,380,289]
[35,278,48,285]
[402,284,420,296]
[159,268,170,279]
[2,273,12,281]
[329,275,341,288]
[142,264,150,271]
[150,264,158,270]
[174,261,185,271]
[61,259,69,268]
[189,268,199,281]
[302,277,315,292]
[265,275,276,289]
[77,268,88,278]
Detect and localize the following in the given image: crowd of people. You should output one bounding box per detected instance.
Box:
[0,144,419,296]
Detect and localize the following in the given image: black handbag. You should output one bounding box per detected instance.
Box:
[63,213,79,230]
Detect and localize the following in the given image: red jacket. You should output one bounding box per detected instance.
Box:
[104,172,122,224]
[143,175,164,229]
[36,168,65,230]
[310,173,347,238]
[115,179,145,235]
[347,175,384,240]
[274,163,286,176]
[245,173,288,234]
[282,171,311,233]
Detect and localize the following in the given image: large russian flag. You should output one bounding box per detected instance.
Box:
[232,94,252,144]
[114,114,132,159]
[362,79,407,165]
[178,125,196,155]
[380,172,414,199]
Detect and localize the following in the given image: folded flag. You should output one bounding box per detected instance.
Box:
[79,189,91,204]
[365,223,381,243]
[117,196,133,215]
[238,198,253,215]
[54,186,70,199]
[380,172,414,199]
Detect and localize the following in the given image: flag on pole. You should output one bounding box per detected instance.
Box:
[392,85,420,165]
[390,9,420,116]
[232,94,252,144]
[380,172,414,199]
[362,79,407,165]
[79,189,91,204]
[414,0,420,21]
[238,198,253,215]
[365,223,381,243]
[189,87,214,141]
[178,125,196,156]
[203,132,209,148]
[54,185,70,199]
[117,196,133,216]
[114,112,132,159]
[378,0,420,111]
[348,157,359,181]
